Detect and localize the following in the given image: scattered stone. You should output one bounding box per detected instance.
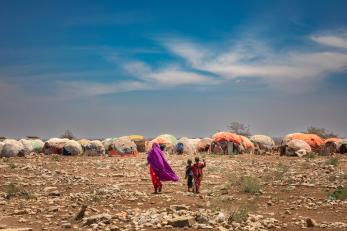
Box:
[306,218,318,227]
[167,216,195,227]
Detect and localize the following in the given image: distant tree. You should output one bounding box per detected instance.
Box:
[306,126,338,139]
[228,122,251,136]
[60,129,76,140]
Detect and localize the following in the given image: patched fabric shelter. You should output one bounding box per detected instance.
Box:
[175,137,197,155]
[109,137,138,156]
[197,138,213,152]
[250,135,275,154]
[43,138,69,155]
[289,133,324,151]
[322,138,341,155]
[84,140,105,156]
[150,134,177,153]
[283,139,311,157]
[239,135,254,153]
[211,132,243,155]
[128,135,146,152]
[102,138,117,152]
[62,140,83,156]
[1,139,24,157]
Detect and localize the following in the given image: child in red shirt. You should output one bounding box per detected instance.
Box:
[192,157,206,193]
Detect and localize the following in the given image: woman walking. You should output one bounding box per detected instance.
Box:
[147,143,179,193]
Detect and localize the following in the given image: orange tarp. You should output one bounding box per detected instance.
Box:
[212,132,243,145]
[324,137,341,144]
[290,133,324,150]
[240,135,254,150]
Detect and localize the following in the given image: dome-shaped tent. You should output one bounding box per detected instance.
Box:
[289,133,323,151]
[109,137,137,156]
[175,137,197,155]
[211,132,243,155]
[84,140,105,156]
[337,139,347,154]
[239,135,254,154]
[43,138,69,155]
[62,140,83,156]
[282,133,303,145]
[150,134,177,153]
[283,139,311,157]
[322,138,341,155]
[1,139,24,157]
[127,135,146,152]
[19,139,44,154]
[250,135,275,154]
[197,138,212,152]
[102,138,117,152]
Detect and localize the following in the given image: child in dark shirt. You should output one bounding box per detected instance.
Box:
[185,159,194,192]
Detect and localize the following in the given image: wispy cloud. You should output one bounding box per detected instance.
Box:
[311,34,347,49]
[160,33,347,91]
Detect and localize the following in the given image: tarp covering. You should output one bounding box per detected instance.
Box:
[282,133,303,145]
[212,132,243,145]
[43,138,69,155]
[128,135,145,141]
[19,139,44,154]
[324,137,341,144]
[102,138,117,151]
[84,140,105,156]
[0,142,3,155]
[250,135,275,147]
[150,134,178,151]
[78,139,91,147]
[286,139,311,157]
[31,139,44,152]
[63,140,83,156]
[176,137,197,155]
[197,138,213,152]
[1,139,24,157]
[290,133,324,150]
[109,137,138,156]
[240,135,254,153]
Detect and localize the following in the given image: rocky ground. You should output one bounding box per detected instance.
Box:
[0,153,347,231]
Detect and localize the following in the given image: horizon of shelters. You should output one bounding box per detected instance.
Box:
[0,132,347,158]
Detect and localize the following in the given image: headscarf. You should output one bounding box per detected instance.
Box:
[147,143,179,181]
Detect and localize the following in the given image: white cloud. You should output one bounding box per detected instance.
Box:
[311,34,347,49]
[161,34,347,91]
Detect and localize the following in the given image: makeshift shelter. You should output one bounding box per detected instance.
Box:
[281,139,311,157]
[175,137,197,155]
[78,139,91,148]
[109,137,138,156]
[128,135,146,152]
[197,138,213,152]
[1,139,24,157]
[338,140,347,154]
[239,135,254,154]
[0,142,3,155]
[150,134,177,153]
[31,139,44,153]
[20,139,35,154]
[102,138,117,152]
[250,135,275,154]
[211,132,243,155]
[62,140,83,156]
[43,138,69,155]
[322,138,341,155]
[84,140,105,156]
[282,133,303,145]
[290,133,324,151]
[19,139,44,154]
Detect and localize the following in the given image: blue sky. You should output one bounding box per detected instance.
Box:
[1,0,347,139]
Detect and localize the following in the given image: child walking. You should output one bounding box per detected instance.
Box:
[185,159,194,192]
[192,157,206,193]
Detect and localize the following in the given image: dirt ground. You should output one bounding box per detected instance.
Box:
[0,153,346,231]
